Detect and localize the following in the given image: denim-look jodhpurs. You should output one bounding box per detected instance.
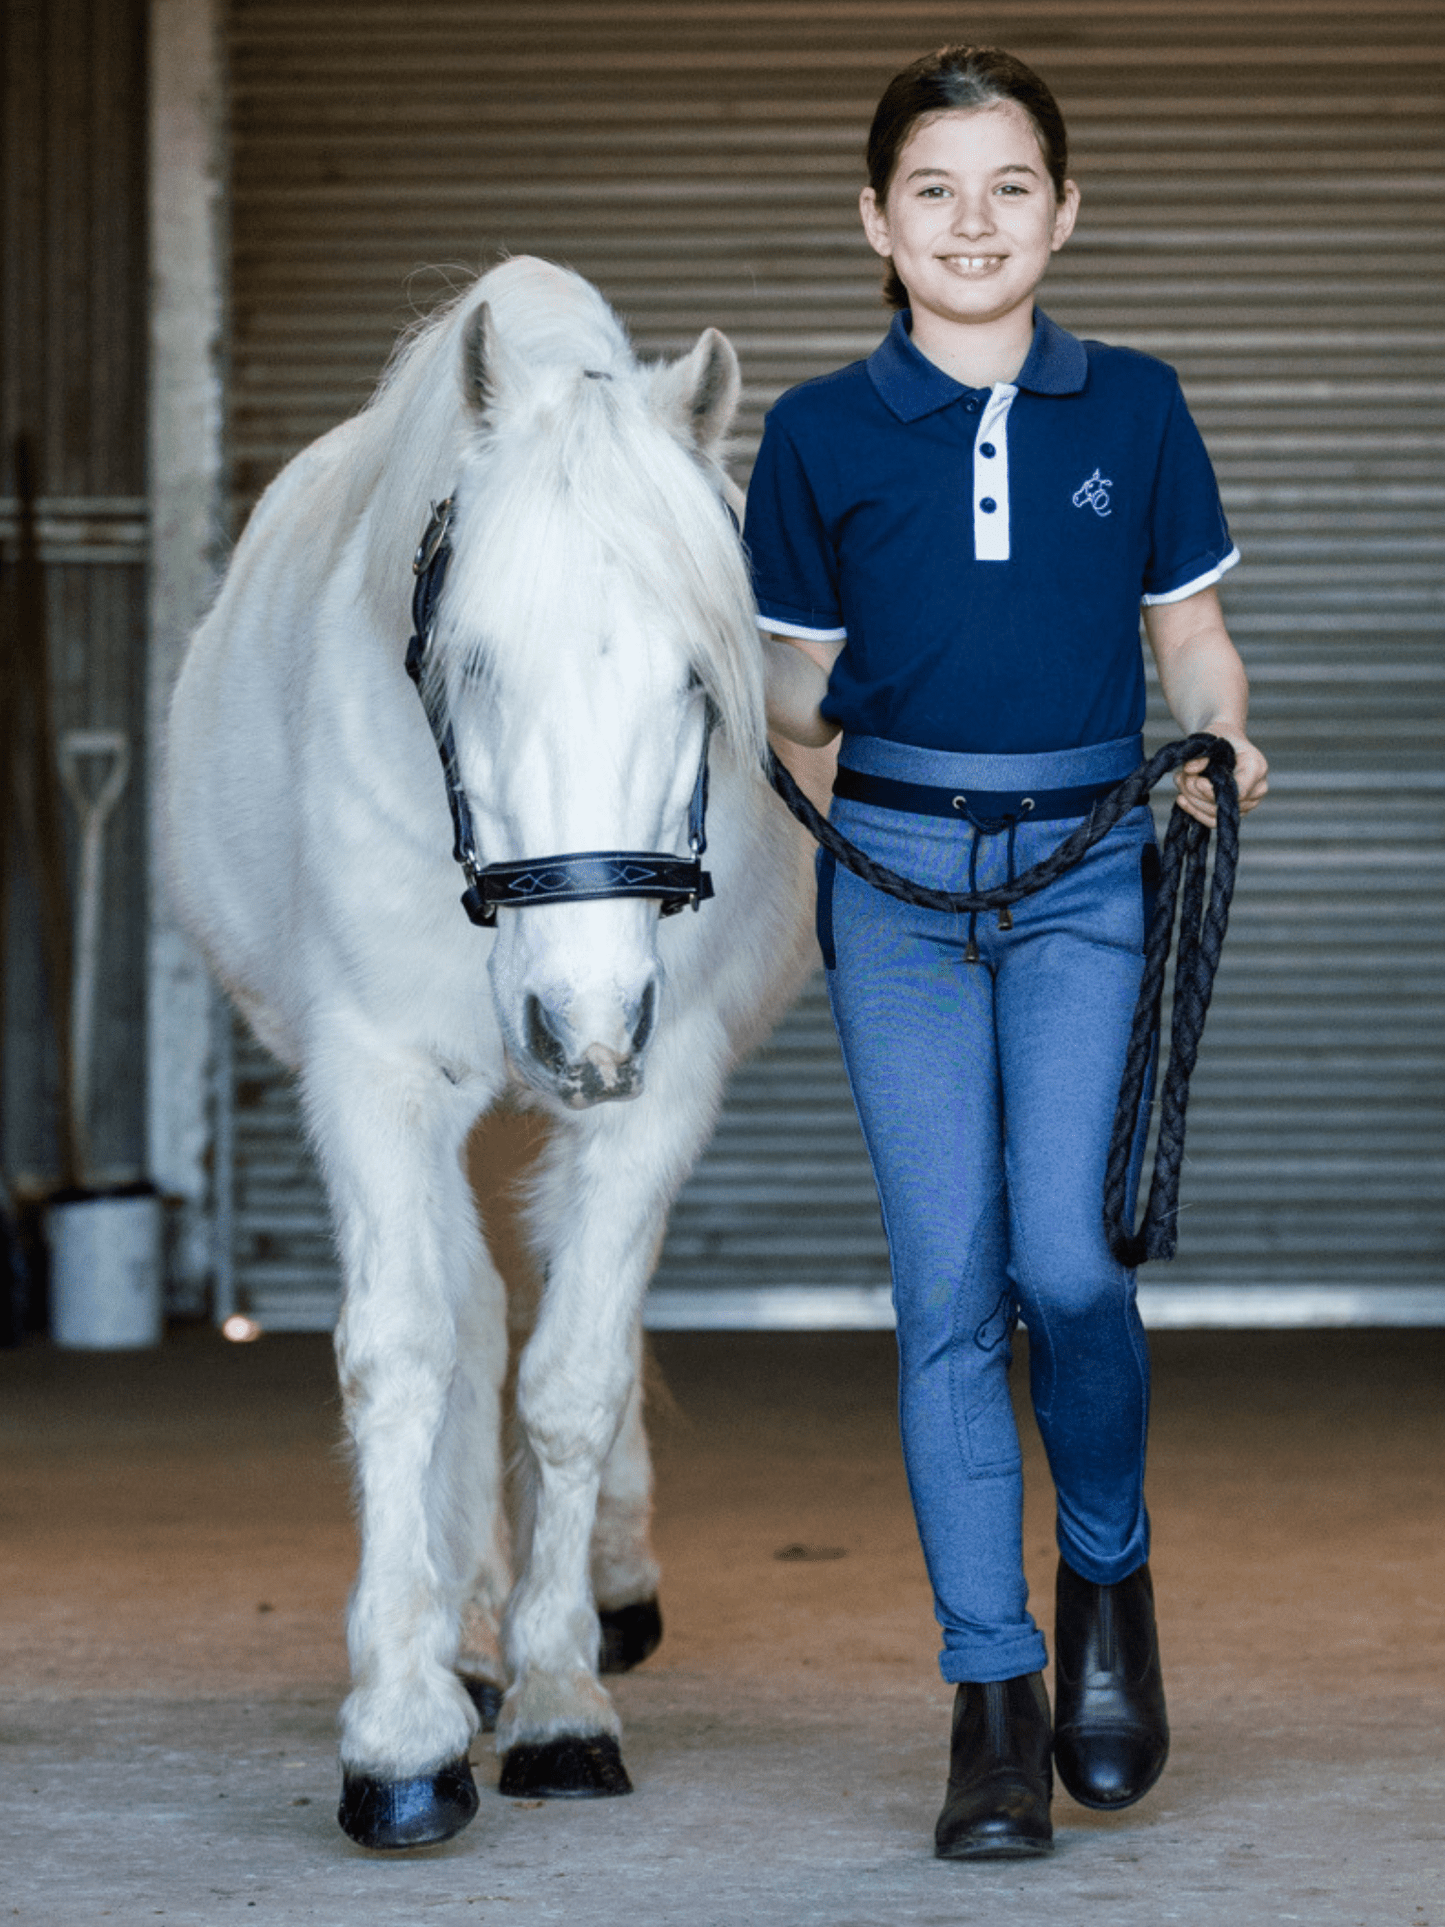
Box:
[819,733,1158,1684]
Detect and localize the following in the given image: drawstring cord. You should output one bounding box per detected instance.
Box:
[1001,816,1019,932]
[960,806,1027,963]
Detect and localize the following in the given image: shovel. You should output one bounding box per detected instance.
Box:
[47,729,161,1348]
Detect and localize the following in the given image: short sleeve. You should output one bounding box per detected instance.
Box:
[742,412,848,641]
[1140,377,1240,606]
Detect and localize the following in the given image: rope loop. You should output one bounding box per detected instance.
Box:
[765,736,1240,1267]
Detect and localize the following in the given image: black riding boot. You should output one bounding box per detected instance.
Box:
[1053,1557,1169,1809]
[934,1671,1053,1860]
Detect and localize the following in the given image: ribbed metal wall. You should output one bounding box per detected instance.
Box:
[1,0,150,1193]
[226,0,1445,1327]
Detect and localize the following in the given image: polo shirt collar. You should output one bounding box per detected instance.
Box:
[866,308,1088,421]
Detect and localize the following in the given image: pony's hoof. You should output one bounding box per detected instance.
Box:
[460,1674,504,1731]
[499,1734,633,1799]
[598,1596,663,1674]
[337,1755,479,1849]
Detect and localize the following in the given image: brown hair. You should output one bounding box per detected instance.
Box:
[865,46,1071,309]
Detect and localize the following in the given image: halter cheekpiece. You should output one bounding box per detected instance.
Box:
[405,496,715,928]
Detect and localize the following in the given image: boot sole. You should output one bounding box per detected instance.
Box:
[937,1835,1054,1861]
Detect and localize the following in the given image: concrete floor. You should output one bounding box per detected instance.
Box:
[2,1324,1443,1927]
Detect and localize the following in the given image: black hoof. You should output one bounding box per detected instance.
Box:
[460,1674,504,1731]
[337,1755,479,1849]
[499,1733,633,1799]
[598,1596,663,1674]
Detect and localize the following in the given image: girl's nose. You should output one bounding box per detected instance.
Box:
[950,192,996,238]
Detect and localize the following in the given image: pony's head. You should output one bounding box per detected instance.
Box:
[370,260,765,1107]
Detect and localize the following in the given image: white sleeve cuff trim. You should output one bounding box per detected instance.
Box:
[756,614,848,643]
[1140,546,1241,607]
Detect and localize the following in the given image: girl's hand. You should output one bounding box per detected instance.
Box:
[1143,588,1268,828]
[1174,728,1268,827]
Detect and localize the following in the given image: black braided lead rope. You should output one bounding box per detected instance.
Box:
[1103,748,1239,1264]
[765,735,1240,1265]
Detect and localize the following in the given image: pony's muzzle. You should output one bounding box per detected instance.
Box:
[523,981,657,1106]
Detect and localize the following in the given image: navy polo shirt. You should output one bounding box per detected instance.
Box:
[744,309,1239,754]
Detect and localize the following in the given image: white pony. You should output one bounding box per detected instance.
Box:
[166,257,820,1848]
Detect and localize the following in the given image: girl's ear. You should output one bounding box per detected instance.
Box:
[859,184,893,262]
[1051,179,1081,254]
[651,326,741,453]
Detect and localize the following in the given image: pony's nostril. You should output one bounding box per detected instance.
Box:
[631,980,658,1055]
[524,994,569,1074]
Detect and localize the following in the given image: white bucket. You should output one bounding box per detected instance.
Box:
[47,1191,163,1349]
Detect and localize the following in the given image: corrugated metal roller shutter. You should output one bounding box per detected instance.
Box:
[226,0,1445,1329]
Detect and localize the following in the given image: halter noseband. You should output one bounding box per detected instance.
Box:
[405,496,715,929]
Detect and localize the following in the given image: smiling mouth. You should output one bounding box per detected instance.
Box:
[940,254,1005,274]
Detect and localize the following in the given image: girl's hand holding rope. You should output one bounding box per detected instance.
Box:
[1173,725,1268,827]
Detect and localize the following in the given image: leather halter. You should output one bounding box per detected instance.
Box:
[405,496,715,929]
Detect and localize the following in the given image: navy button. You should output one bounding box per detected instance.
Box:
[980,442,997,458]
[980,497,997,513]
[964,399,980,414]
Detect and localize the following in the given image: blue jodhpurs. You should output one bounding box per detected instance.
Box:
[819,733,1158,1684]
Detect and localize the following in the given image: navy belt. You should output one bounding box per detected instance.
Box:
[833,765,1130,823]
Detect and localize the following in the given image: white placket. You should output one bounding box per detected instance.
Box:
[972,384,1018,562]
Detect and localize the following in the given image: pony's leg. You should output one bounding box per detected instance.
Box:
[497,1036,723,1795]
[448,1269,514,1730]
[592,1328,665,1675]
[455,1107,553,1722]
[305,1038,504,1848]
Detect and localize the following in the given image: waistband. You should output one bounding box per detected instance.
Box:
[837,732,1145,791]
[833,766,1127,823]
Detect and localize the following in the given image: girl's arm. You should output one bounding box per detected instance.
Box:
[762,633,844,747]
[1144,587,1269,826]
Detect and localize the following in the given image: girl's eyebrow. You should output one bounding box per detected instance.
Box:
[903,160,1043,182]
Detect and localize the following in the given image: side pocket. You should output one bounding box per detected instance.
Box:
[1140,838,1162,953]
[815,847,837,971]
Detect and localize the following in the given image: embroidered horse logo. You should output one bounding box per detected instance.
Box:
[1072,468,1114,517]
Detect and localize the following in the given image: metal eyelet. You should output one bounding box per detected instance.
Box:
[1020,797,1035,813]
[952,795,968,812]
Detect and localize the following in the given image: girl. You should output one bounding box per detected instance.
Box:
[746,47,1268,1860]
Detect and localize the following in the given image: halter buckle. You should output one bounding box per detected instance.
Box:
[413,497,455,577]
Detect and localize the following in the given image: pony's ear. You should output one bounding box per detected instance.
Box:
[460,301,513,419]
[651,327,741,454]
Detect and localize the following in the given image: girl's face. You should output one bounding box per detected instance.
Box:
[860,102,1079,340]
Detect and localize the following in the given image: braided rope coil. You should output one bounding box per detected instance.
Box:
[765,735,1240,1268]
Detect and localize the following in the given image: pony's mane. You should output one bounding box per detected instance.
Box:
[344,258,765,766]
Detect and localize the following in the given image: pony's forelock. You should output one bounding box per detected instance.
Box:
[348,260,765,768]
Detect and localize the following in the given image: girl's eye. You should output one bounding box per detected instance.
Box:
[919,184,951,199]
